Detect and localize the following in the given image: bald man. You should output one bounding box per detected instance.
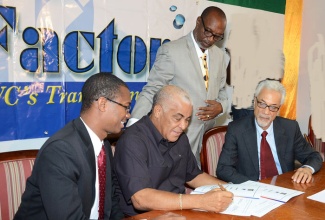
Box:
[114,85,233,216]
[128,6,229,166]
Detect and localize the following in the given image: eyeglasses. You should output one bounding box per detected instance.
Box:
[255,98,280,112]
[103,97,131,113]
[201,17,224,42]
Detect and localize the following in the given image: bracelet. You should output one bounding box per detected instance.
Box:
[179,194,183,210]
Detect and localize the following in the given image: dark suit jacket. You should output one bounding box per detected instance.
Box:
[217,116,323,184]
[14,118,123,220]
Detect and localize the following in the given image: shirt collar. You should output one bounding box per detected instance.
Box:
[191,31,208,57]
[143,116,178,149]
[80,117,103,156]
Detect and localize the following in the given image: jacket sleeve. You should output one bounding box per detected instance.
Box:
[37,141,89,220]
[216,124,251,184]
[131,44,174,119]
[293,121,323,173]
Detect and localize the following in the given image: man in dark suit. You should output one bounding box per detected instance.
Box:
[217,79,322,184]
[14,73,129,220]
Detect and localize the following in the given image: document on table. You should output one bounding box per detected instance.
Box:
[191,180,304,217]
[307,189,325,203]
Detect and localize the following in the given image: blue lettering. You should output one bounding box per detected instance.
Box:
[98,20,117,73]
[63,31,94,73]
[118,35,132,73]
[41,28,59,72]
[0,5,16,51]
[134,36,147,74]
[20,27,39,72]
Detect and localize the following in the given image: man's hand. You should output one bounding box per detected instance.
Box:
[291,167,313,183]
[198,189,233,213]
[196,100,223,121]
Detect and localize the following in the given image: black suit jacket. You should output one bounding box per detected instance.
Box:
[217,116,323,184]
[14,118,123,220]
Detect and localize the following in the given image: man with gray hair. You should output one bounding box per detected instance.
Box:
[217,79,322,184]
[114,85,233,216]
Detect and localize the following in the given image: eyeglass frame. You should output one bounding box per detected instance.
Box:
[96,97,131,113]
[200,17,224,42]
[255,97,280,112]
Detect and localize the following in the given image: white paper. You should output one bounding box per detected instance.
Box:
[307,189,325,203]
[191,181,304,217]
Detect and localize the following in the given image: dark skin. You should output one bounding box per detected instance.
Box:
[193,9,227,121]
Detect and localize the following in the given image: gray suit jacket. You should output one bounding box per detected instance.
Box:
[217,116,323,184]
[131,32,228,161]
[14,118,123,220]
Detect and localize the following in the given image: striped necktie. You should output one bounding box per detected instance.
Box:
[98,145,106,219]
[201,53,209,90]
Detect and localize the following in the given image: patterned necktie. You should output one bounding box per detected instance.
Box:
[260,131,278,179]
[98,145,106,220]
[201,53,209,90]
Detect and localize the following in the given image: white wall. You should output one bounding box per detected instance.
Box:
[297,1,325,136]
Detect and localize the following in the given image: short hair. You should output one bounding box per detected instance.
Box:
[81,73,128,113]
[254,79,286,105]
[152,85,192,111]
[201,6,226,21]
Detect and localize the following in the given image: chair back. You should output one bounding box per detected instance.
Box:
[308,116,325,161]
[0,150,38,220]
[200,126,227,176]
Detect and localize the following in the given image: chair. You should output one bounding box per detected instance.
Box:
[0,150,38,220]
[200,126,227,177]
[308,116,325,161]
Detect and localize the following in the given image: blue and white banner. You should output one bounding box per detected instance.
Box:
[0,0,285,151]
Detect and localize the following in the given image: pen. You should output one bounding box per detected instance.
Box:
[218,183,227,191]
[260,196,285,203]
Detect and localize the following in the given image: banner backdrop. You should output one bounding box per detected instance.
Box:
[0,0,285,151]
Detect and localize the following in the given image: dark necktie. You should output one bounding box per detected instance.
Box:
[98,145,106,220]
[201,53,209,90]
[260,131,278,179]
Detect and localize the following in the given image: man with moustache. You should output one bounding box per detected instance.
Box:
[128,6,229,167]
[217,79,322,184]
[115,85,233,216]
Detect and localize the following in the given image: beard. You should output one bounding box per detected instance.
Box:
[256,114,272,129]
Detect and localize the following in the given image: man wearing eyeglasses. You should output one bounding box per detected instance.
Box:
[217,79,322,184]
[128,6,229,167]
[15,73,129,220]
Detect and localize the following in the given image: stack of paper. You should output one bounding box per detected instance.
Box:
[191,180,304,217]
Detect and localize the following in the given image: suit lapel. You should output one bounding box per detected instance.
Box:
[75,119,96,168]
[273,117,288,172]
[185,34,206,91]
[207,47,218,82]
[242,117,259,173]
[74,118,96,187]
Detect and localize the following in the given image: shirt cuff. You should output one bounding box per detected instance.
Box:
[126,118,139,127]
[301,165,315,174]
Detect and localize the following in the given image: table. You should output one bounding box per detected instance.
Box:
[126,162,325,220]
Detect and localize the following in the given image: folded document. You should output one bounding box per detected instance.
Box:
[191,180,304,217]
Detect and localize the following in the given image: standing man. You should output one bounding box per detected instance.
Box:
[115,85,233,216]
[15,73,130,220]
[128,6,229,165]
[217,79,323,184]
